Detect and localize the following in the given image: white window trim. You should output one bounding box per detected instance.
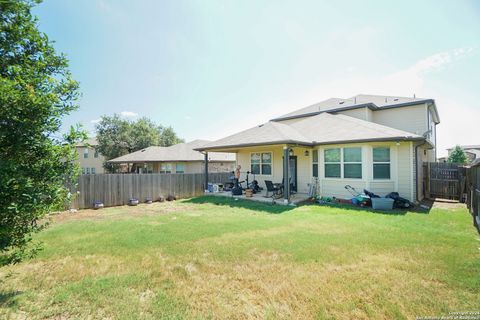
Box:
[250,151,273,176]
[343,147,362,179]
[160,162,173,174]
[323,147,364,180]
[324,148,341,179]
[175,163,185,174]
[372,146,391,180]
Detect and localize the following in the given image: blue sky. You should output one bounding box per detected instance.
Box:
[34,0,480,156]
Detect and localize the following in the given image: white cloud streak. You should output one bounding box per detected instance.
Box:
[120,111,138,118]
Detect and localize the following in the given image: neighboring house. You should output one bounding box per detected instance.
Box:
[446,145,480,163]
[108,140,236,174]
[76,138,105,174]
[196,94,440,202]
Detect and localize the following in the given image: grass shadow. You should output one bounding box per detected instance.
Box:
[0,290,22,308]
[184,195,296,214]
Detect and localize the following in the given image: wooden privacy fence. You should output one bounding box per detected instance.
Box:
[424,162,465,200]
[71,172,230,209]
[465,163,480,233]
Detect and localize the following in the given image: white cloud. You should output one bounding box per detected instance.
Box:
[384,47,474,93]
[90,118,102,124]
[120,111,138,118]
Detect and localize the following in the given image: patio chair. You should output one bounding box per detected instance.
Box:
[264,180,283,199]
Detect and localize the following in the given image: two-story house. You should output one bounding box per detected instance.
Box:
[196,94,440,202]
[76,138,105,174]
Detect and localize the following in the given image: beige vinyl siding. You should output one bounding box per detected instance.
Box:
[372,104,428,135]
[76,146,105,174]
[317,141,414,201]
[397,142,413,201]
[337,107,370,121]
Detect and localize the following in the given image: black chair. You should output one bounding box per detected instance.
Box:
[264,180,283,199]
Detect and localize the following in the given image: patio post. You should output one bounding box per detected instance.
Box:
[204,152,209,191]
[283,146,290,203]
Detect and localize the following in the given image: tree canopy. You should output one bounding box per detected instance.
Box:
[95,115,183,171]
[0,0,85,264]
[448,145,468,164]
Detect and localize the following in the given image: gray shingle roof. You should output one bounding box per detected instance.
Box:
[272,94,435,121]
[76,137,98,147]
[108,140,235,163]
[196,113,423,151]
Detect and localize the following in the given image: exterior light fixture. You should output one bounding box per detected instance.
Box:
[304,150,309,156]
[289,149,294,156]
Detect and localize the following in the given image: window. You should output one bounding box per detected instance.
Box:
[250,152,272,175]
[160,163,172,173]
[312,150,318,177]
[94,148,99,158]
[175,163,185,174]
[91,167,96,174]
[83,148,89,158]
[324,148,341,178]
[343,147,362,179]
[86,167,90,174]
[373,147,390,179]
[81,167,86,174]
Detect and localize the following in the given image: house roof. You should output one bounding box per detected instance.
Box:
[108,140,236,163]
[76,138,98,147]
[447,145,480,150]
[271,94,439,123]
[196,113,423,151]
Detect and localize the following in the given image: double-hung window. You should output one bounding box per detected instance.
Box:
[343,147,362,179]
[250,152,272,175]
[91,167,96,174]
[324,147,362,179]
[83,149,89,158]
[373,147,390,179]
[160,163,172,173]
[312,150,319,177]
[324,148,341,178]
[175,163,185,174]
[94,149,99,158]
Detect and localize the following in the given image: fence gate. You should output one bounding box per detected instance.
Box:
[424,162,464,200]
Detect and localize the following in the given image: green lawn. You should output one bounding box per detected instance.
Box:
[1,196,479,319]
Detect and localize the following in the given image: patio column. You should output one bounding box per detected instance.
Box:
[204,152,209,191]
[283,146,290,203]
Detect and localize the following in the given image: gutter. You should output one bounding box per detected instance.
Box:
[194,136,424,152]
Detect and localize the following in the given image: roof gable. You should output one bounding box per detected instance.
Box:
[271,94,436,122]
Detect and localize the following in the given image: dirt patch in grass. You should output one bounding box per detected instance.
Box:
[48,201,198,224]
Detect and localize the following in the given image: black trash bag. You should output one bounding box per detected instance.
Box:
[363,189,381,198]
[386,192,413,208]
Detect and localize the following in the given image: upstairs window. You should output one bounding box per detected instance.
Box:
[83,149,89,158]
[251,152,272,175]
[373,147,390,179]
[94,149,99,158]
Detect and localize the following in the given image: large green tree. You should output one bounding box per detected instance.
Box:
[448,145,468,164]
[96,115,183,171]
[0,0,85,264]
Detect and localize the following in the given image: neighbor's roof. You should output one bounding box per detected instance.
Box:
[108,140,236,163]
[196,113,423,151]
[76,138,98,147]
[271,94,439,123]
[447,145,480,150]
